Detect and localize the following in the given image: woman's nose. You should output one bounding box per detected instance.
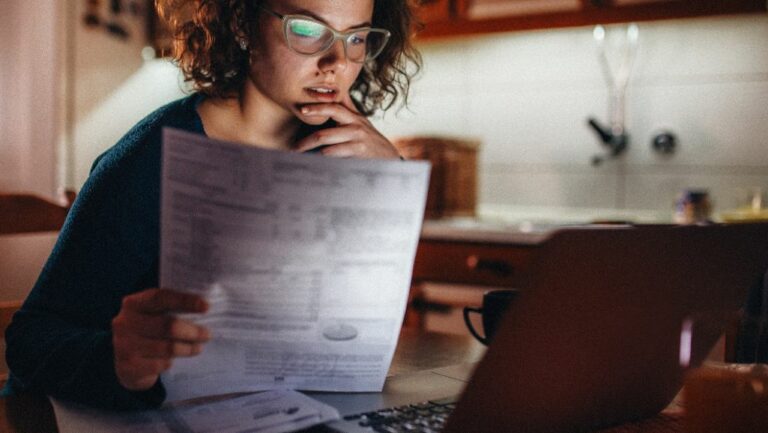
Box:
[318,39,348,74]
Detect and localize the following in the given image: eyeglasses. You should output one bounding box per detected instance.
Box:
[258,5,391,64]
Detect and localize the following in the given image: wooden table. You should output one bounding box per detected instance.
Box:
[0,328,685,432]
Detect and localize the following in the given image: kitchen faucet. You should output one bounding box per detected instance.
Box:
[588,24,638,166]
[588,118,628,166]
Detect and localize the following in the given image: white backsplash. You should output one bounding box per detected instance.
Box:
[62,13,768,219]
[372,14,768,218]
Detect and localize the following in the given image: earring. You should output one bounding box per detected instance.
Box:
[238,38,248,51]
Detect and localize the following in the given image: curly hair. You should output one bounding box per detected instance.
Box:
[155,0,422,115]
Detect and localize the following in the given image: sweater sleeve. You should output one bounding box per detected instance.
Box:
[5,128,167,410]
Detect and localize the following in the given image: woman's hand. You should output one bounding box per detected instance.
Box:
[294,94,402,159]
[112,288,210,391]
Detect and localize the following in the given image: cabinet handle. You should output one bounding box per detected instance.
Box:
[410,298,452,313]
[466,255,513,277]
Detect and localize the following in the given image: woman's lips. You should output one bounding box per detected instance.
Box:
[304,87,338,102]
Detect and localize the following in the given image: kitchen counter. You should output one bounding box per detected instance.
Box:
[420,204,671,244]
[421,218,554,244]
[414,205,670,332]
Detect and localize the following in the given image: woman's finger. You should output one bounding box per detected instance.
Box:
[313,142,364,158]
[294,125,363,153]
[300,103,359,125]
[115,357,172,391]
[295,102,401,159]
[122,288,208,315]
[135,337,205,359]
[114,310,210,342]
[114,331,205,361]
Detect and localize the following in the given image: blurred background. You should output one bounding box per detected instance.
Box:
[1,0,767,303]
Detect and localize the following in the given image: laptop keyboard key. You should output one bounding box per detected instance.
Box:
[344,398,455,432]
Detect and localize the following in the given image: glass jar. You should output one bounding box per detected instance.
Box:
[673,189,712,224]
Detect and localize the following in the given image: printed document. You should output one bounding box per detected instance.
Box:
[52,390,340,433]
[160,128,430,402]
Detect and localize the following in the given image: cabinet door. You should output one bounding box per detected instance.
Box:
[460,0,583,21]
[585,0,767,23]
[406,239,534,329]
[419,0,766,39]
[414,0,454,24]
[425,0,591,37]
[458,0,765,20]
[412,240,535,287]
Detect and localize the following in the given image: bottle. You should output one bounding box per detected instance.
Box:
[674,189,712,224]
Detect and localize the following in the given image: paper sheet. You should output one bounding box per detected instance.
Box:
[159,128,430,402]
[51,390,340,433]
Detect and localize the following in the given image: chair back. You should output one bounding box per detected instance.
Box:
[0,190,75,234]
[0,189,75,384]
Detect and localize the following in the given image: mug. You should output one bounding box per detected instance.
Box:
[463,289,518,346]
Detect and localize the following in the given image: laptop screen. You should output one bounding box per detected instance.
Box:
[445,223,768,433]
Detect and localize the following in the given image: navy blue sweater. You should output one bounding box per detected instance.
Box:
[4,94,206,410]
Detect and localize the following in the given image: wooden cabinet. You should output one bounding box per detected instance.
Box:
[416,0,767,40]
[460,0,583,21]
[414,0,454,24]
[406,238,536,330]
[412,239,535,287]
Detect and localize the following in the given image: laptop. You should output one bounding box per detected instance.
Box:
[308,223,768,432]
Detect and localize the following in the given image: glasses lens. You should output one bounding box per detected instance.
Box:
[286,18,332,54]
[360,30,390,61]
[344,30,370,63]
[284,16,390,62]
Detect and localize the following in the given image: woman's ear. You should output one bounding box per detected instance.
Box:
[238,33,259,63]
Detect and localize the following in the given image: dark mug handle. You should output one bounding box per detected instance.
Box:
[463,306,488,346]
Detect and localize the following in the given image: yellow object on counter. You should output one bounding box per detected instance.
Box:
[720,208,768,223]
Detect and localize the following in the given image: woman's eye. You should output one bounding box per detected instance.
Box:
[349,35,366,45]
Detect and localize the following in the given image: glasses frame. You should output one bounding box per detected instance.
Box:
[258,6,391,64]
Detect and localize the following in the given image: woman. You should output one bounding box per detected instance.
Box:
[5,0,421,410]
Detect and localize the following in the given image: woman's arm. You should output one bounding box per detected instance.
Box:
[4,137,205,409]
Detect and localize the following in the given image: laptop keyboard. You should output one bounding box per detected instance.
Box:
[337,396,458,432]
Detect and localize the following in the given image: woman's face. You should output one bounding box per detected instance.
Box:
[248,0,374,125]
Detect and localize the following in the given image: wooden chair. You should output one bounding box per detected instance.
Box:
[0,190,75,235]
[0,189,75,384]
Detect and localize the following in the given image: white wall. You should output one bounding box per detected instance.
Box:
[0,0,62,196]
[69,0,187,187]
[0,0,184,301]
[372,14,768,217]
[0,1,65,301]
[64,12,768,219]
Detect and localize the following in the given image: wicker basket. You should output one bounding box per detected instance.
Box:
[393,136,480,219]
